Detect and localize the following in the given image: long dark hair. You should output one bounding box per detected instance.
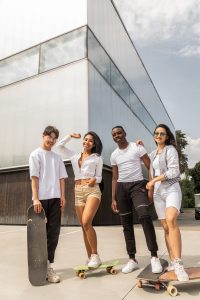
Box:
[154,124,177,149]
[84,131,103,155]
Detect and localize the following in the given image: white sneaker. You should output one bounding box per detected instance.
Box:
[87,254,101,268]
[122,259,138,274]
[174,259,189,281]
[166,261,174,272]
[151,257,163,274]
[85,258,90,265]
[47,268,60,283]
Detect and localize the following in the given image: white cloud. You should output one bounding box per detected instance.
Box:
[114,0,200,55]
[178,45,200,57]
[185,137,200,168]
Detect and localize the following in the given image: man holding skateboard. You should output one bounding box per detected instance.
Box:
[29,125,68,283]
[110,126,162,274]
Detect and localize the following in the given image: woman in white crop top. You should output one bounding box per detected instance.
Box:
[55,131,103,268]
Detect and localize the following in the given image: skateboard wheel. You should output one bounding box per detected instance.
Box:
[79,272,86,279]
[110,268,117,275]
[167,285,178,297]
[137,280,142,288]
[155,283,161,291]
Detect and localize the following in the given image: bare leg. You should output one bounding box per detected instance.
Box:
[160,219,174,261]
[75,206,92,258]
[81,196,100,254]
[165,207,182,259]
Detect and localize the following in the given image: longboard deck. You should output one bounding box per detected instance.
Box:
[74,260,119,279]
[137,260,200,296]
[137,258,168,281]
[27,205,47,286]
[160,267,200,281]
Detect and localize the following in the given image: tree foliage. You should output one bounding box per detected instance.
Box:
[175,130,188,174]
[189,162,200,193]
[180,179,195,208]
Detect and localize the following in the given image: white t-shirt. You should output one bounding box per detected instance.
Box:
[29,148,68,200]
[110,142,147,182]
[152,154,161,177]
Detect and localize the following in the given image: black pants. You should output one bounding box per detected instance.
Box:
[116,181,158,258]
[41,198,61,263]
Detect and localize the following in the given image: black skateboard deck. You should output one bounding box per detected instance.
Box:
[136,259,172,294]
[27,205,47,286]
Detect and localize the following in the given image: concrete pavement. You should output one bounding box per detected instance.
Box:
[0,210,200,299]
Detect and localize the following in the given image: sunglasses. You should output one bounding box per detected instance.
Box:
[154,132,167,137]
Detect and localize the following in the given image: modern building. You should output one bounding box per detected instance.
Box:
[0,0,174,225]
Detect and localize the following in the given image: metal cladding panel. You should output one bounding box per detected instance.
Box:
[87,0,174,130]
[0,0,87,59]
[88,63,155,166]
[0,60,88,168]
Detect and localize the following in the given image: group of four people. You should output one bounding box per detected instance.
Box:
[29,124,189,284]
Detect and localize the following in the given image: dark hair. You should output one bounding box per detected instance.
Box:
[111,125,126,133]
[43,126,59,139]
[84,131,103,155]
[154,124,177,149]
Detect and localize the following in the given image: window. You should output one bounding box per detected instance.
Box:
[0,47,39,87]
[40,27,87,72]
[88,29,111,83]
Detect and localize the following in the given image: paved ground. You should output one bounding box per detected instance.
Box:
[0,210,200,300]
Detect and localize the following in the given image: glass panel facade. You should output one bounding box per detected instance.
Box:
[0,26,87,88]
[110,62,130,105]
[130,91,144,122]
[0,47,39,87]
[88,29,110,83]
[88,28,156,134]
[0,60,88,169]
[40,27,87,72]
[88,0,175,131]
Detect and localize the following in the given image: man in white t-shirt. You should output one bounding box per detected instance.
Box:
[29,126,68,283]
[111,126,162,274]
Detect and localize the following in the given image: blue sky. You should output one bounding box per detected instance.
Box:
[114,0,200,167]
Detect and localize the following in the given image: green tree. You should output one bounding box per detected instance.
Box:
[175,130,188,175]
[189,162,200,193]
[180,179,195,208]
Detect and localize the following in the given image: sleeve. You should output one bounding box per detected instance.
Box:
[137,145,147,158]
[163,147,180,180]
[95,156,103,183]
[29,153,40,179]
[148,152,154,179]
[53,135,76,159]
[110,153,116,166]
[59,157,68,179]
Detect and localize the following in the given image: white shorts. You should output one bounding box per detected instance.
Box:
[153,182,182,220]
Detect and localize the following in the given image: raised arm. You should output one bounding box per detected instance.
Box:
[54,133,81,158]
